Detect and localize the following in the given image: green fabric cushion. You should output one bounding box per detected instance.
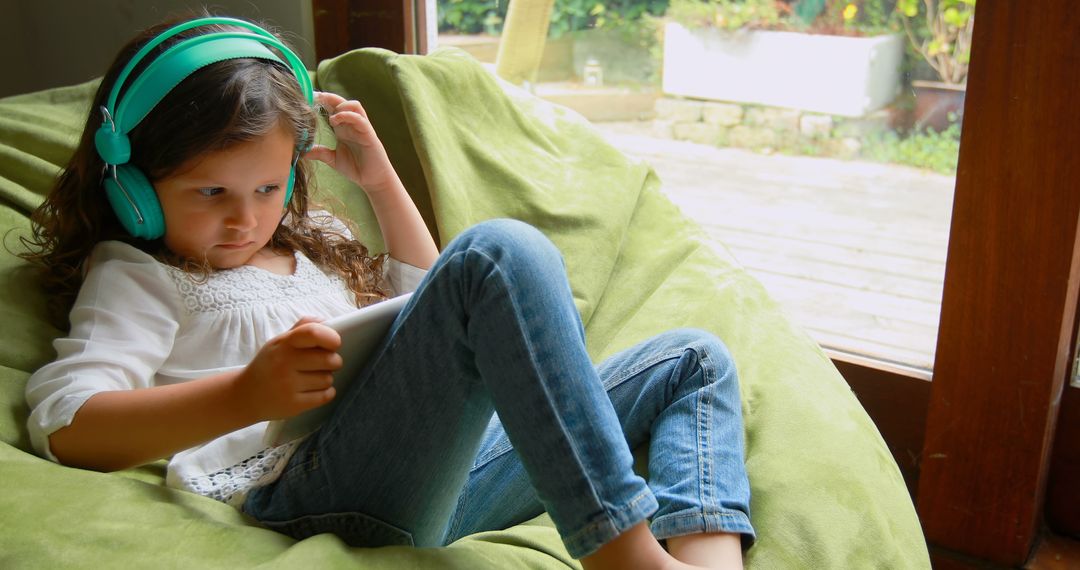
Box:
[0,47,930,568]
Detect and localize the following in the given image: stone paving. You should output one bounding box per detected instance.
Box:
[592,121,956,372]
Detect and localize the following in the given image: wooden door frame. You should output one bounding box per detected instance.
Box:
[914,0,1080,565]
[310,1,1080,566]
[312,0,424,61]
[846,1,1080,565]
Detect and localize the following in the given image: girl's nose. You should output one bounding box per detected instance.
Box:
[224,198,258,231]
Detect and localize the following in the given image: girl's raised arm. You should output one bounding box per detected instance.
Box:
[306,91,439,270]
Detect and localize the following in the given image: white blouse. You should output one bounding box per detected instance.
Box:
[25,237,427,507]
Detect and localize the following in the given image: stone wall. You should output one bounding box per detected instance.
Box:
[652,97,894,159]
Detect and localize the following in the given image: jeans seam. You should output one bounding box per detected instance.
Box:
[443,478,473,544]
[564,487,657,552]
[472,440,513,471]
[658,511,747,521]
[602,346,688,393]
[651,509,755,537]
[697,344,715,518]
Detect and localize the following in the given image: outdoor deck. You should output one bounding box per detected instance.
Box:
[593,122,956,372]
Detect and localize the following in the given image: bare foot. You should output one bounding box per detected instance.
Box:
[581,523,721,570]
[666,533,744,570]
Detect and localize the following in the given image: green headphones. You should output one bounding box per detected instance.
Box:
[95,17,315,239]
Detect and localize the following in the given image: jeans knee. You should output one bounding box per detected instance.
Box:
[452,219,563,271]
[664,328,737,387]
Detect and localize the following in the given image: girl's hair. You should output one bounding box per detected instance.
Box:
[20,12,387,325]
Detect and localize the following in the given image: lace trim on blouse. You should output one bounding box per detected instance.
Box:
[183,440,300,508]
[164,253,348,314]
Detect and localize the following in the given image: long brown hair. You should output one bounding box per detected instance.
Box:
[20,13,387,326]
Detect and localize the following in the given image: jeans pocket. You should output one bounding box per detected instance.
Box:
[259,511,415,548]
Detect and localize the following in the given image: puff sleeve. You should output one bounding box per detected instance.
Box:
[25,242,182,462]
[384,257,427,296]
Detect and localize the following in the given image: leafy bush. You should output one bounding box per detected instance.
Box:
[665,0,783,30]
[862,120,962,174]
[559,0,671,37]
[437,0,509,35]
[437,0,670,37]
[435,0,901,37]
[897,0,975,84]
[664,0,899,36]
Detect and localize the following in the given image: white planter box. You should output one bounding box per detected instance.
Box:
[662,22,904,117]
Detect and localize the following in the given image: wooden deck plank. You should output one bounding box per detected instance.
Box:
[756,274,940,369]
[657,175,952,258]
[706,230,947,296]
[672,176,954,232]
[704,216,947,265]
[753,271,943,331]
[596,124,955,371]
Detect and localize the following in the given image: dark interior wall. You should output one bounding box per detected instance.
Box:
[0,0,316,98]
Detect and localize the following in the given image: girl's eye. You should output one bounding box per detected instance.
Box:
[198,187,223,197]
[257,184,280,195]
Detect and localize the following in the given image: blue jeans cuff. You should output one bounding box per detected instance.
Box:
[650,509,757,550]
[562,489,660,559]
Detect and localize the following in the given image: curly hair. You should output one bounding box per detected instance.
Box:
[19,13,388,326]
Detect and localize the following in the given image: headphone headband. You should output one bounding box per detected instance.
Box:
[103,18,313,141]
[115,35,282,133]
[106,17,312,117]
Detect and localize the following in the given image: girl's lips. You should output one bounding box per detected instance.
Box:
[217,241,253,249]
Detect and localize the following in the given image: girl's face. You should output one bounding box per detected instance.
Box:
[154,126,296,269]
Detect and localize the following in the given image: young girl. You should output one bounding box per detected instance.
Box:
[21,14,754,570]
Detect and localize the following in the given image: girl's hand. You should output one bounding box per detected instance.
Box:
[305,91,400,193]
[234,318,343,421]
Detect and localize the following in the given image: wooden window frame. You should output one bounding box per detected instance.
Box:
[312,0,426,62]
[847,1,1080,566]
[911,0,1079,564]
[312,1,1080,566]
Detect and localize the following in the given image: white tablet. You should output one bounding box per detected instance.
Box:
[263,292,414,446]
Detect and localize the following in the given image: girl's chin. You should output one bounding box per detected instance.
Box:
[204,249,257,269]
[171,243,266,269]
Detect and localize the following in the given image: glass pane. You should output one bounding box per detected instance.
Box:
[435,0,972,374]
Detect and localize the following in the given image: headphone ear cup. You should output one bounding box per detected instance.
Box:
[104,165,166,239]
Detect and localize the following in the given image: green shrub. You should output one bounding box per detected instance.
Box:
[665,0,783,30]
[862,121,962,174]
[437,0,509,35]
[437,0,670,37]
[664,0,899,36]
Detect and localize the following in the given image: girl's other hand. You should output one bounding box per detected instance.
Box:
[305,91,400,193]
[235,317,343,422]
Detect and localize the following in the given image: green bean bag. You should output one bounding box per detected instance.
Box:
[0,47,930,568]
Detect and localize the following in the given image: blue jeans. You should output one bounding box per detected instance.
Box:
[244,219,754,558]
